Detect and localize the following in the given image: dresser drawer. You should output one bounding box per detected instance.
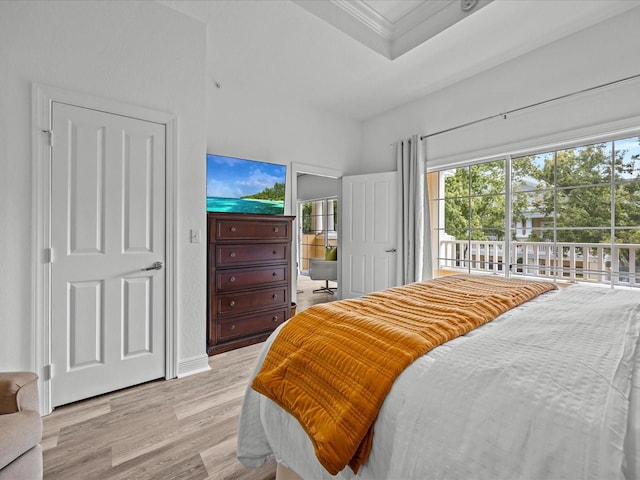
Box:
[213,218,291,242]
[217,308,287,341]
[216,243,289,267]
[216,265,288,291]
[216,287,288,316]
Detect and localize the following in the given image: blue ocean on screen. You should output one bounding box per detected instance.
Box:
[206,153,286,215]
[207,197,284,215]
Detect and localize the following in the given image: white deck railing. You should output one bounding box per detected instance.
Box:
[439,240,639,287]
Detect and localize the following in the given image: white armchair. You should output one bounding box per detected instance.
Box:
[309,258,337,294]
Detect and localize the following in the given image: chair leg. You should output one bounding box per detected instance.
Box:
[313,280,336,295]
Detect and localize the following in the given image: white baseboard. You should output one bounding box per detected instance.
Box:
[177,354,211,378]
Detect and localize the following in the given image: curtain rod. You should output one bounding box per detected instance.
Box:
[419,73,640,141]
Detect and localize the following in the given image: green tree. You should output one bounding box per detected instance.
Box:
[301,202,312,233]
[443,137,640,247]
[444,160,508,240]
[525,139,640,244]
[243,182,285,201]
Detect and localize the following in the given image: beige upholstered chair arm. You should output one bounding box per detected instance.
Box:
[0,372,39,415]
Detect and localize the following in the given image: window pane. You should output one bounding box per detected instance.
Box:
[468,232,504,272]
[511,190,553,240]
[556,142,612,187]
[555,241,608,282]
[512,152,554,192]
[470,160,504,195]
[555,185,611,229]
[511,241,557,277]
[514,225,554,242]
[436,233,469,271]
[609,241,640,287]
[555,227,610,244]
[441,227,469,241]
[443,167,468,199]
[470,194,505,235]
[468,228,504,241]
[443,197,469,235]
[615,182,640,228]
[614,137,640,182]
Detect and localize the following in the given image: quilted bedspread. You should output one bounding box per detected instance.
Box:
[250,274,556,474]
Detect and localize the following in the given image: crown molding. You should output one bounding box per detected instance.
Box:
[294,0,492,59]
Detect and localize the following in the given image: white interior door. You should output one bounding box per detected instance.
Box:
[341,171,398,298]
[50,102,166,407]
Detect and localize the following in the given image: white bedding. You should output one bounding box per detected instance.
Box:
[238,285,640,480]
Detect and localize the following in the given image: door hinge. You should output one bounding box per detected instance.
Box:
[43,364,53,380]
[42,129,53,147]
[44,247,53,264]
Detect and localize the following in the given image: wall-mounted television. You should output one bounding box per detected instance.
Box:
[206,153,286,215]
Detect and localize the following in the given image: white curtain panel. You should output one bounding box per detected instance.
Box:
[395,135,432,284]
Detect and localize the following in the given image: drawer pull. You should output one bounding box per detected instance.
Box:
[229,324,235,330]
[229,300,236,307]
[272,272,277,277]
[230,226,237,232]
[273,227,279,233]
[272,294,278,300]
[230,276,236,282]
[230,252,236,257]
[273,315,279,322]
[273,250,277,255]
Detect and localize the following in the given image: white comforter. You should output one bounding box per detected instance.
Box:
[238,285,640,480]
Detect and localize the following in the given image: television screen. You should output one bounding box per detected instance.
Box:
[206,154,286,215]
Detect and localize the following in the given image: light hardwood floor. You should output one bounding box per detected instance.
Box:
[43,276,336,480]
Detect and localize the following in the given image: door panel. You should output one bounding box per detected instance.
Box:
[341,172,397,298]
[123,133,154,253]
[51,102,166,407]
[68,280,103,369]
[68,123,106,254]
[122,276,153,357]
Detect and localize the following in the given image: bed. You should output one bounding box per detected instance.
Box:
[237,274,640,480]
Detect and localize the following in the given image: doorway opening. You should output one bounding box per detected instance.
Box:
[296,197,338,309]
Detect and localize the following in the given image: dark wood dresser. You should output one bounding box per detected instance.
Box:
[207,212,295,355]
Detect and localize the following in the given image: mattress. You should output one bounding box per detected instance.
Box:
[238,284,640,480]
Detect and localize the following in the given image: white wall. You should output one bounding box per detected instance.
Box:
[361,6,640,173]
[0,0,362,381]
[207,84,361,217]
[208,86,361,182]
[297,175,340,202]
[201,0,363,185]
[0,1,207,373]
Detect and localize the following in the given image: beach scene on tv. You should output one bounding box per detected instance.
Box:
[206,154,286,215]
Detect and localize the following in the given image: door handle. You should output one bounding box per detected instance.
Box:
[141,261,164,271]
[385,248,397,253]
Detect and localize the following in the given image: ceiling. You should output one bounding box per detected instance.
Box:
[159,0,639,121]
[292,0,494,60]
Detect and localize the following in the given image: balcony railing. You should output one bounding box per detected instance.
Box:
[439,240,639,287]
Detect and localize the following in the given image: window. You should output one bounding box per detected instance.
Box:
[298,197,338,274]
[432,135,640,287]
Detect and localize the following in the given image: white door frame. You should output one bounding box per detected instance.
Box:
[31,84,178,415]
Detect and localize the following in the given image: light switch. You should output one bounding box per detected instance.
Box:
[190,229,201,244]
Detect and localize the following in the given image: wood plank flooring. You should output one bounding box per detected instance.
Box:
[43,275,336,480]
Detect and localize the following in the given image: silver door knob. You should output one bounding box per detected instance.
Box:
[141,261,163,271]
[385,248,397,253]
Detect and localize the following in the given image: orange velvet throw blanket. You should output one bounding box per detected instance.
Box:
[251,275,556,474]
